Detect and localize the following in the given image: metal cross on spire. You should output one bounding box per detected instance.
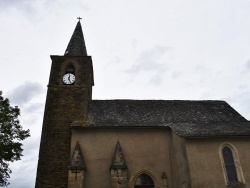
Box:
[77,17,82,22]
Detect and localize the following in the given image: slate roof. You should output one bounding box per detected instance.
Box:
[64,21,87,56]
[86,100,250,138]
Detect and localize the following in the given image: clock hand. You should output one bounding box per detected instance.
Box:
[68,74,71,84]
[68,74,71,83]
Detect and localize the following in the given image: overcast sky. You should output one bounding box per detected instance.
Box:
[1,0,250,187]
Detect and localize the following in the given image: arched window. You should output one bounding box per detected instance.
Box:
[222,147,238,182]
[220,144,245,186]
[134,173,154,188]
[66,64,75,74]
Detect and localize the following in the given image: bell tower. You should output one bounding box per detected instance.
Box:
[35,20,94,188]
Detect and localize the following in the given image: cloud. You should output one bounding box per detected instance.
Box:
[171,71,182,79]
[0,0,88,23]
[125,45,171,73]
[0,0,35,13]
[225,89,250,120]
[5,83,45,188]
[7,82,44,106]
[246,59,250,70]
[149,68,166,85]
[124,45,172,84]
[23,102,44,114]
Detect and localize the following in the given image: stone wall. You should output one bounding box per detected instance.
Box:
[170,132,191,188]
[35,56,93,188]
[186,137,250,188]
[70,127,172,188]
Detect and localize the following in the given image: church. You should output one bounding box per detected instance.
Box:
[35,20,250,188]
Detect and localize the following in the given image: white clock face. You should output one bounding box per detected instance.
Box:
[63,73,75,85]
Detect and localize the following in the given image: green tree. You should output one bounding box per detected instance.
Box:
[0,91,30,186]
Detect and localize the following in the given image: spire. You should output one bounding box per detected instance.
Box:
[111,141,127,169]
[64,20,87,56]
[70,141,85,170]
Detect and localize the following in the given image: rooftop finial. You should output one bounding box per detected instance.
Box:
[77,17,82,22]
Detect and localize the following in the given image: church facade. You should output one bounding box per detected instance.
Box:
[35,21,250,188]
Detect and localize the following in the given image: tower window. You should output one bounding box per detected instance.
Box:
[66,64,75,74]
[134,173,154,188]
